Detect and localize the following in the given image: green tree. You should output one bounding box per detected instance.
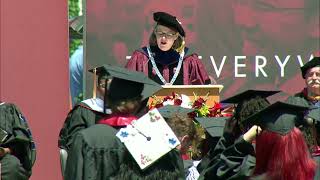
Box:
[69,0,82,56]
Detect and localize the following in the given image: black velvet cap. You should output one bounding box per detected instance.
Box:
[244,101,309,135]
[153,12,185,37]
[194,117,228,138]
[220,90,280,104]
[157,105,194,119]
[103,65,162,101]
[301,57,320,79]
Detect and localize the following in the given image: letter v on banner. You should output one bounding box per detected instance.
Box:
[210,56,227,78]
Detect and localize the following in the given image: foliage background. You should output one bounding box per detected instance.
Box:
[69,0,82,56]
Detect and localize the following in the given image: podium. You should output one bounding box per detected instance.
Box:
[149,85,224,107]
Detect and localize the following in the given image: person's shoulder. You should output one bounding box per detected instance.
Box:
[286,92,309,106]
[132,47,148,56]
[79,124,120,147]
[68,102,90,113]
[183,47,200,60]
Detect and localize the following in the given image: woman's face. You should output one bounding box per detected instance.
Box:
[154,25,178,51]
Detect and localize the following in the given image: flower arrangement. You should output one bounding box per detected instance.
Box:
[149,92,232,117]
[149,92,233,160]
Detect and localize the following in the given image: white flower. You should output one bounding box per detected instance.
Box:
[180,94,192,109]
[163,99,174,106]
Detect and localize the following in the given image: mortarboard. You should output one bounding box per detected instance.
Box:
[103,65,162,101]
[300,57,320,79]
[157,105,194,119]
[244,101,309,135]
[194,117,228,138]
[116,108,180,170]
[153,12,185,37]
[88,66,110,76]
[221,90,281,104]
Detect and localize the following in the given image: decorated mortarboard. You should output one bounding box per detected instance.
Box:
[301,57,320,79]
[153,11,185,37]
[103,65,162,100]
[194,117,228,138]
[244,101,309,135]
[157,105,194,119]
[220,90,281,104]
[116,108,180,170]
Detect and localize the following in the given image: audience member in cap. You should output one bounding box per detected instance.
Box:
[197,90,280,179]
[0,102,36,180]
[244,102,316,180]
[112,105,196,179]
[286,56,320,179]
[58,66,112,151]
[64,65,162,180]
[126,11,212,85]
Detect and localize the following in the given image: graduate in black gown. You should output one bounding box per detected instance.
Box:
[197,90,280,180]
[58,66,112,151]
[64,65,163,180]
[112,105,197,180]
[246,102,316,180]
[0,102,36,180]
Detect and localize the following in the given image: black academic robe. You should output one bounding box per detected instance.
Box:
[0,102,36,180]
[198,133,255,180]
[126,46,211,85]
[286,91,320,180]
[64,124,185,180]
[64,124,125,180]
[58,102,106,151]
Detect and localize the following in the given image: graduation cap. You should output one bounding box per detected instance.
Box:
[194,117,228,138]
[116,108,181,170]
[220,90,281,104]
[301,56,320,79]
[157,105,194,119]
[244,101,309,135]
[103,65,162,101]
[153,12,185,37]
[88,66,111,77]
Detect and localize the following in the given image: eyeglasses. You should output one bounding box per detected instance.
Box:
[154,31,177,39]
[98,83,106,88]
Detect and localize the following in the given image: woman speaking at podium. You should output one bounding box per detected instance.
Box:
[126,11,212,85]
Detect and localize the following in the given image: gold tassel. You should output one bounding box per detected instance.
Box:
[93,68,97,99]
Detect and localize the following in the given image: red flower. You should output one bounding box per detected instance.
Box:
[174,98,182,105]
[192,97,206,109]
[155,103,164,109]
[188,111,196,118]
[213,102,222,110]
[163,96,172,101]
